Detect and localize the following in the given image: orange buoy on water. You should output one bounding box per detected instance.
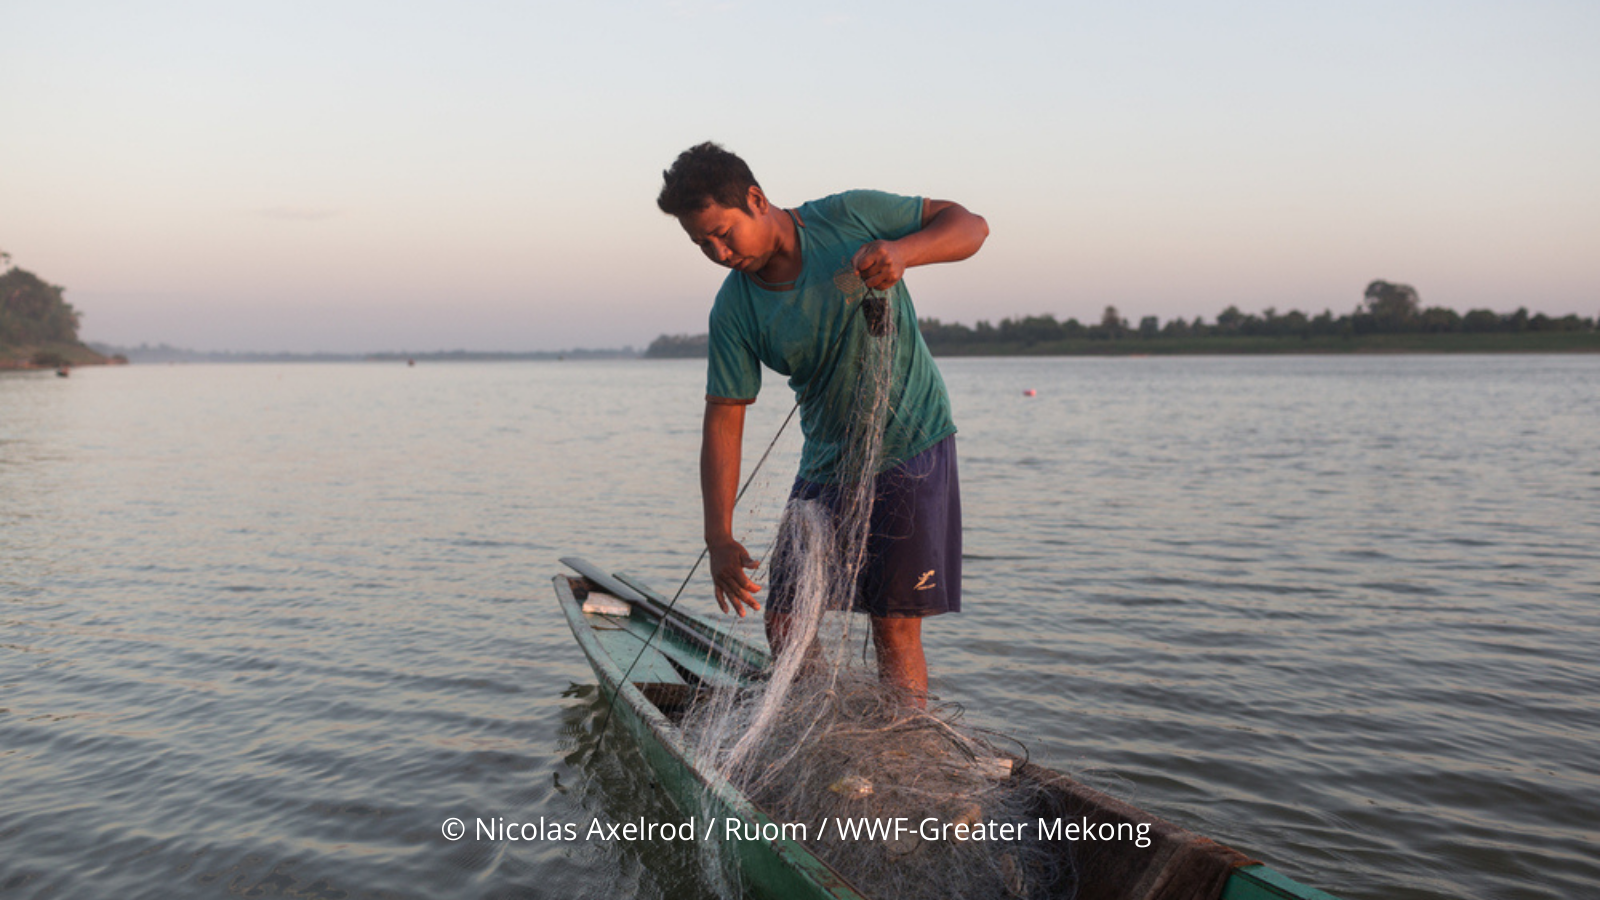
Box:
[1023,389,1036,397]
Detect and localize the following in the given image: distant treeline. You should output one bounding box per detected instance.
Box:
[367,348,639,362]
[645,281,1598,358]
[923,281,1595,349]
[87,343,371,364]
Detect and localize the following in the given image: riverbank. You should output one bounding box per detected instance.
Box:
[0,341,118,369]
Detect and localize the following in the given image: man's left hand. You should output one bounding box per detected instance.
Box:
[851,240,908,291]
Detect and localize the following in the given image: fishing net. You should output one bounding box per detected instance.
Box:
[682,272,1068,899]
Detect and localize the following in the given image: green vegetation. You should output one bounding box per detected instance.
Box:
[645,333,709,358]
[922,330,1600,356]
[647,281,1599,358]
[0,249,114,368]
[920,281,1596,355]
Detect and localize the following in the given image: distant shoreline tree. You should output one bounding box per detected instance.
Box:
[1362,280,1421,331]
[0,249,117,368]
[1,258,85,346]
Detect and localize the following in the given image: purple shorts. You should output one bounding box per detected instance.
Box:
[767,435,962,618]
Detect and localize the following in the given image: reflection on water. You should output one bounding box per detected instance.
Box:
[558,684,721,900]
[1,356,1597,900]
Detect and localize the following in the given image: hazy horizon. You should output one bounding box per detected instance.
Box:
[4,2,1597,354]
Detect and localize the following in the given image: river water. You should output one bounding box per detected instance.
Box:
[1,355,1596,900]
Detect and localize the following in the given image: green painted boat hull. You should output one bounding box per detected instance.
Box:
[556,573,862,900]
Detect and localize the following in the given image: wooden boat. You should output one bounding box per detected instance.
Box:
[555,556,1343,900]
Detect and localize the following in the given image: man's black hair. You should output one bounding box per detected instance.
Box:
[657,142,760,217]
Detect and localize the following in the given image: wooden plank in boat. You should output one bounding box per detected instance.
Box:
[589,628,683,687]
[560,556,645,603]
[585,611,628,630]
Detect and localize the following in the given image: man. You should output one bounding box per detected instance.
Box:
[657,142,988,703]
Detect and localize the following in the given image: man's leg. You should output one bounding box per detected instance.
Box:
[766,608,829,676]
[765,610,795,657]
[871,615,927,707]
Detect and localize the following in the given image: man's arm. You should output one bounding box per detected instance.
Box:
[701,399,761,616]
[852,199,989,291]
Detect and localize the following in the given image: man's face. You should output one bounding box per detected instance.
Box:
[677,191,774,274]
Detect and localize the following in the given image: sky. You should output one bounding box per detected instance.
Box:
[2,1,1596,353]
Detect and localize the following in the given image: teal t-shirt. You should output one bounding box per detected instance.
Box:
[705,190,957,483]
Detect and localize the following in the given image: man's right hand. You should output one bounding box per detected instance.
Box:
[708,539,762,617]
